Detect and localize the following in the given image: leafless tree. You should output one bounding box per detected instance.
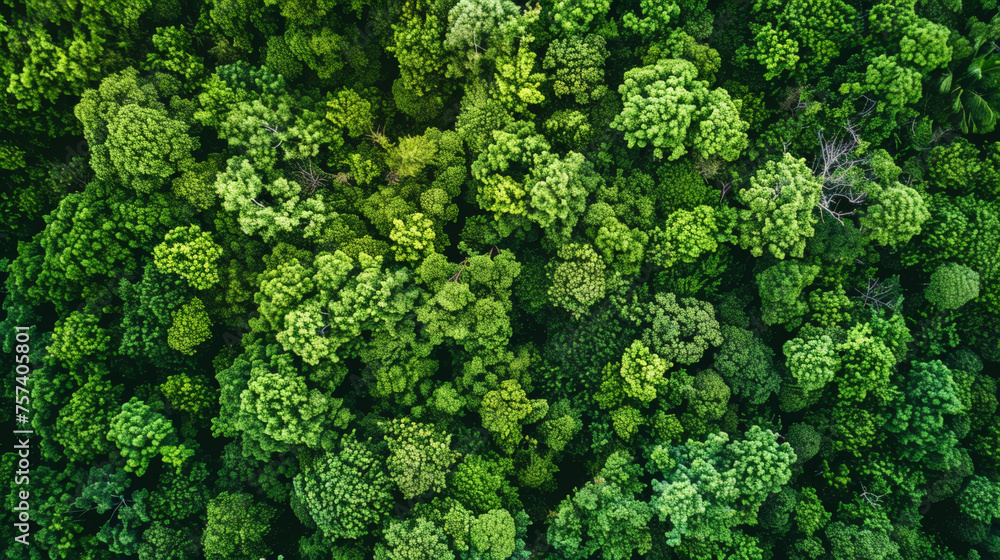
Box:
[717,181,733,203]
[814,124,864,183]
[813,124,868,224]
[856,95,877,117]
[855,277,897,311]
[294,158,329,196]
[859,483,888,508]
[780,86,808,113]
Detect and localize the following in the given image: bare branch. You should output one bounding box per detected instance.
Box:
[857,95,878,117]
[813,123,869,224]
[294,158,329,196]
[718,182,733,203]
[260,123,285,149]
[854,278,897,311]
[859,483,888,507]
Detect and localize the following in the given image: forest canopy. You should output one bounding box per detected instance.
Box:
[1,0,999,558]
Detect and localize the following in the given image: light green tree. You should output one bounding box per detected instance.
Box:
[166,297,212,355]
[293,432,394,540]
[648,205,720,269]
[837,323,898,403]
[48,311,111,369]
[594,216,648,275]
[105,104,198,193]
[381,418,460,499]
[783,334,839,393]
[326,87,375,138]
[737,153,823,259]
[375,518,455,560]
[107,397,190,476]
[215,156,328,241]
[470,509,517,560]
[861,183,930,248]
[390,213,437,264]
[550,0,610,35]
[153,225,224,290]
[611,58,748,161]
[480,379,545,455]
[202,492,275,560]
[55,376,122,461]
[547,243,607,318]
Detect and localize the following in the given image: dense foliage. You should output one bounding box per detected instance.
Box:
[1,0,999,558]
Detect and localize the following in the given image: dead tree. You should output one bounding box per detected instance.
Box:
[813,124,868,224]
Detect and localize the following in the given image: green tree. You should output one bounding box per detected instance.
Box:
[326,87,375,138]
[743,0,856,80]
[594,216,648,275]
[74,464,152,555]
[737,153,823,259]
[470,509,517,560]
[956,476,1000,524]
[292,432,393,540]
[480,379,545,455]
[548,452,653,560]
[925,262,980,310]
[48,311,111,369]
[381,418,460,499]
[390,213,437,264]
[543,34,610,104]
[167,297,212,355]
[202,492,276,560]
[528,151,602,244]
[888,360,964,470]
[160,373,217,419]
[757,260,820,329]
[549,0,610,35]
[715,325,780,405]
[783,334,839,393]
[633,293,723,366]
[595,340,672,408]
[146,26,205,82]
[105,105,197,194]
[138,522,200,560]
[54,376,122,462]
[107,398,189,477]
[648,425,796,548]
[611,58,749,161]
[860,183,930,248]
[836,322,898,403]
[622,0,680,38]
[215,157,329,242]
[240,355,350,451]
[444,0,520,77]
[153,225,224,290]
[547,243,607,318]
[376,518,455,560]
[648,205,721,269]
[387,0,451,120]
